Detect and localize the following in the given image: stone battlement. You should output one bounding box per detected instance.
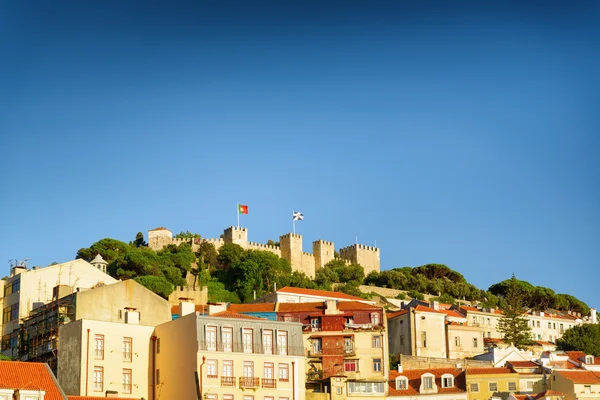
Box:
[148,225,380,279]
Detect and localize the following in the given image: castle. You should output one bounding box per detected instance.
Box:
[147,226,380,278]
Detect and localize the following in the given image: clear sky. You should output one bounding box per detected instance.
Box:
[1,1,598,308]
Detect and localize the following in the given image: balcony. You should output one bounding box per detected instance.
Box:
[262,378,277,389]
[198,341,304,356]
[221,376,236,387]
[308,348,323,358]
[239,377,260,388]
[344,343,355,355]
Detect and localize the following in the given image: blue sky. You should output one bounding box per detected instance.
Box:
[1,1,598,308]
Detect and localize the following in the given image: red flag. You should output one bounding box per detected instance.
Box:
[238,204,249,214]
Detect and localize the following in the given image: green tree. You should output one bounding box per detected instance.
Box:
[174,231,201,239]
[76,238,130,263]
[134,276,174,299]
[497,275,533,349]
[133,232,147,247]
[556,324,600,356]
[289,271,317,289]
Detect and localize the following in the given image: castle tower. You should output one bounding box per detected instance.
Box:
[148,227,173,251]
[313,240,335,269]
[223,226,249,247]
[280,233,305,274]
[90,254,108,274]
[339,244,380,275]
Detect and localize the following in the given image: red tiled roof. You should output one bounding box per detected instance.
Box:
[228,303,276,312]
[536,341,556,346]
[387,309,409,319]
[414,305,446,314]
[0,361,65,400]
[548,361,582,370]
[171,304,210,314]
[565,351,586,361]
[508,361,539,368]
[533,389,565,399]
[513,395,529,400]
[209,311,265,320]
[150,226,170,231]
[277,300,380,313]
[556,370,600,384]
[460,306,503,315]
[442,309,466,319]
[389,368,465,396]
[484,337,504,343]
[466,367,514,375]
[277,286,364,300]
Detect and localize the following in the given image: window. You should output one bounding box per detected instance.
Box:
[264,362,274,379]
[156,369,160,385]
[265,397,274,400]
[442,375,454,388]
[122,369,132,394]
[508,381,517,391]
[470,383,479,392]
[243,361,254,378]
[157,338,161,354]
[400,335,404,346]
[489,382,498,392]
[223,327,233,352]
[240,328,252,353]
[396,377,408,390]
[548,322,552,329]
[553,323,556,329]
[312,338,322,354]
[584,385,592,393]
[371,313,380,325]
[344,337,354,353]
[347,382,385,394]
[536,321,540,328]
[373,358,381,372]
[344,359,358,372]
[3,279,19,297]
[2,304,18,324]
[244,396,254,400]
[223,360,233,377]
[262,329,272,355]
[454,336,460,346]
[206,326,217,351]
[207,360,218,378]
[123,337,132,362]
[94,335,104,359]
[372,335,381,348]
[586,356,594,364]
[93,367,103,392]
[487,318,491,326]
[423,375,434,390]
[472,337,478,348]
[527,381,534,390]
[421,331,427,348]
[223,395,233,400]
[311,318,320,329]
[277,331,288,355]
[278,364,289,382]
[336,387,342,395]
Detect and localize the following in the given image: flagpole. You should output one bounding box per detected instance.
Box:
[292,211,295,234]
[237,203,240,228]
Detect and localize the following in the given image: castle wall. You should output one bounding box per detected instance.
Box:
[223,226,248,246]
[148,228,173,251]
[339,244,380,275]
[313,240,335,270]
[246,241,282,257]
[300,252,316,279]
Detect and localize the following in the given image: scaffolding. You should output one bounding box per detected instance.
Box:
[19,296,75,373]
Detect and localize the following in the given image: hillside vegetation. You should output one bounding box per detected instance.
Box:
[75,232,590,315]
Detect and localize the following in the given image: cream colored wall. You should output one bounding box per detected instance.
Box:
[526,314,577,342]
[154,313,199,400]
[414,311,446,358]
[447,325,485,359]
[57,319,154,399]
[74,280,171,326]
[464,311,502,339]
[550,371,600,400]
[388,313,412,356]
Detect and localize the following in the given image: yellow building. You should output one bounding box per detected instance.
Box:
[546,370,600,400]
[465,367,521,400]
[154,305,306,400]
[388,305,447,358]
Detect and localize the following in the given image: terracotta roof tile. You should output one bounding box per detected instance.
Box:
[508,361,539,368]
[466,367,514,375]
[277,301,380,313]
[68,397,138,400]
[228,303,276,313]
[277,286,364,300]
[150,227,170,231]
[442,309,466,319]
[565,351,586,361]
[556,370,600,384]
[0,361,66,400]
[533,389,565,399]
[414,305,446,314]
[389,368,465,397]
[387,309,409,319]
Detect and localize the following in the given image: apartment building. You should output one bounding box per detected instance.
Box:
[388,305,447,358]
[254,286,376,305]
[388,367,467,400]
[1,258,116,358]
[546,370,600,400]
[153,305,306,400]
[465,367,521,400]
[274,300,387,400]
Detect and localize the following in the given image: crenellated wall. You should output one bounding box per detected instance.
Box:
[148,226,380,279]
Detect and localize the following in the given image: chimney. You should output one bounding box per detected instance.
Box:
[324,300,340,315]
[397,364,403,373]
[208,303,227,315]
[490,308,495,313]
[124,307,140,325]
[539,311,544,317]
[10,265,26,277]
[432,301,440,311]
[179,297,195,317]
[591,308,597,324]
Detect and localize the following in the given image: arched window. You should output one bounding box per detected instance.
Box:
[395,376,408,390]
[441,373,454,388]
